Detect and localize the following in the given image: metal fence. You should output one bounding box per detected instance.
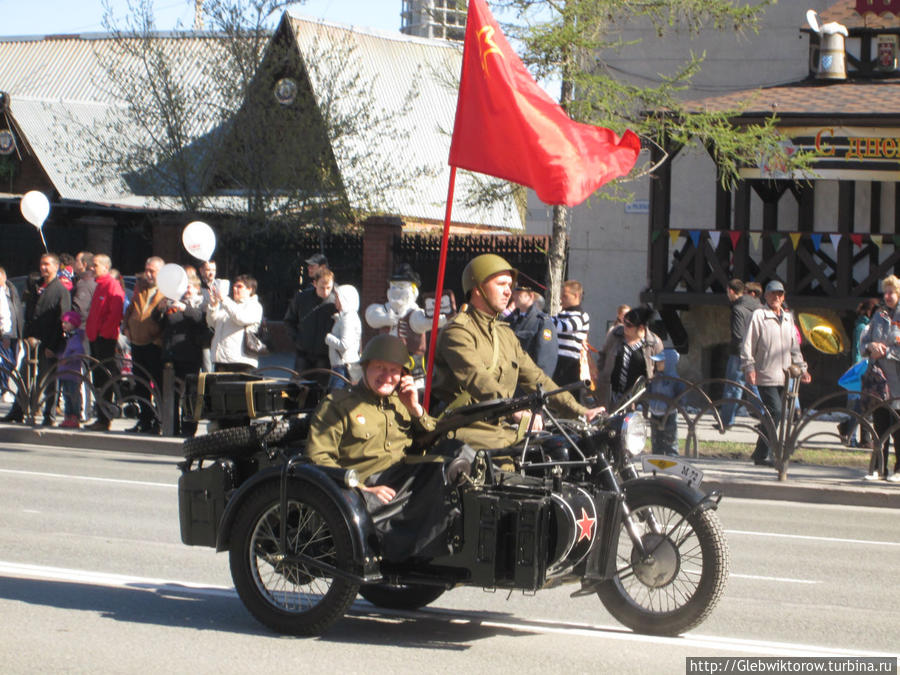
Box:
[1,347,892,481]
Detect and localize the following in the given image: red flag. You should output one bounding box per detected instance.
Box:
[449,0,641,207]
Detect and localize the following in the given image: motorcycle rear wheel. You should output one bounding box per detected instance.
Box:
[229,482,359,635]
[359,583,445,610]
[596,492,729,636]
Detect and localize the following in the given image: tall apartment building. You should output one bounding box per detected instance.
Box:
[400,0,466,41]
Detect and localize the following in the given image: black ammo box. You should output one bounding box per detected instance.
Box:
[183,373,311,421]
[178,459,236,547]
[461,490,551,590]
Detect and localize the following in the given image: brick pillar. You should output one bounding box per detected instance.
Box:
[361,216,403,343]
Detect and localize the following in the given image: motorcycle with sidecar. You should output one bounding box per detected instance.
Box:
[177,377,728,637]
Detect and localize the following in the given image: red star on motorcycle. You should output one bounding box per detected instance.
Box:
[576,508,595,542]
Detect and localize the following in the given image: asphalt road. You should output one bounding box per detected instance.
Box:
[0,441,897,674]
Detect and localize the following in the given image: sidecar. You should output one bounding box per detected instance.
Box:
[178,381,728,638]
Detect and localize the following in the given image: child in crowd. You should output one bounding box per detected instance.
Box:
[648,348,686,456]
[57,310,85,428]
[57,253,76,292]
[325,284,361,391]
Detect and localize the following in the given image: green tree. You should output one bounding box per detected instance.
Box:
[492,0,804,312]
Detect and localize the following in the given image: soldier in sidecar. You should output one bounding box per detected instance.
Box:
[305,334,471,562]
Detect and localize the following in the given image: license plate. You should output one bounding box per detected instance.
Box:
[640,455,704,489]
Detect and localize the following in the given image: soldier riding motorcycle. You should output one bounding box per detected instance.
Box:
[177,256,729,638]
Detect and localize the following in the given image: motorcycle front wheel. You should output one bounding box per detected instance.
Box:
[229,482,359,636]
[596,491,729,636]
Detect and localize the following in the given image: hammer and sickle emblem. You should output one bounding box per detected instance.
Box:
[477,25,503,75]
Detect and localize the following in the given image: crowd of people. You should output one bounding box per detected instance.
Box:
[0,251,265,437]
[3,247,899,483]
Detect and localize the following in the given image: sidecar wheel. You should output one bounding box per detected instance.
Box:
[183,417,309,460]
[596,492,729,636]
[229,482,359,635]
[359,583,445,610]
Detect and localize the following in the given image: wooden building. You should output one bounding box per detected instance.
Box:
[642,1,900,394]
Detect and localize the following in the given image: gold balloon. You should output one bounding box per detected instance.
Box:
[798,312,846,355]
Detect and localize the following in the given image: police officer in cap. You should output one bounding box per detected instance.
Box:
[504,279,558,379]
[432,254,604,450]
[307,334,466,561]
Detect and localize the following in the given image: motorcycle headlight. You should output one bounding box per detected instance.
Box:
[621,412,647,456]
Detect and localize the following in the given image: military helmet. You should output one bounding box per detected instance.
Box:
[360,334,414,371]
[461,254,518,295]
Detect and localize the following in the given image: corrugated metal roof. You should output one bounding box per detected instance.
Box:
[0,19,520,229]
[0,32,230,206]
[288,13,521,230]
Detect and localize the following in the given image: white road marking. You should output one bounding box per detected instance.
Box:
[727,528,900,548]
[730,573,819,584]
[0,560,892,658]
[0,468,173,488]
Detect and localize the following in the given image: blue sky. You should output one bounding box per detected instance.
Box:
[1,1,402,37]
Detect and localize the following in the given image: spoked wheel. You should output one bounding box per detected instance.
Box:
[359,583,446,610]
[596,492,729,636]
[229,482,359,635]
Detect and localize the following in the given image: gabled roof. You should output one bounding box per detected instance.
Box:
[285,13,521,229]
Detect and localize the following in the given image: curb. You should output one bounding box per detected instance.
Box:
[1,424,184,457]
[4,423,900,508]
[701,477,900,509]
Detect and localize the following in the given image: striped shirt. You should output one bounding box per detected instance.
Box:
[552,305,590,362]
[614,339,645,396]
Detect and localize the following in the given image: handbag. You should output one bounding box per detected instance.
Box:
[861,361,890,401]
[838,359,868,393]
[243,321,271,356]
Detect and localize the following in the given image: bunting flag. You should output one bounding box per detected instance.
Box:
[810,233,823,251]
[871,234,883,249]
[749,232,762,250]
[709,231,721,249]
[789,232,803,250]
[448,0,641,205]
[651,230,662,242]
[728,231,742,249]
[830,233,842,249]
[669,229,681,246]
[689,230,701,248]
[849,233,864,247]
[771,233,783,249]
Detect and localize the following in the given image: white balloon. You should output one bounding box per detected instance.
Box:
[20,191,50,228]
[157,263,189,301]
[182,221,216,261]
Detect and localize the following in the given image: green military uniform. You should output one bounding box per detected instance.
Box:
[307,382,437,482]
[432,305,587,449]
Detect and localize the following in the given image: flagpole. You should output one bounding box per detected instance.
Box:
[423,165,457,411]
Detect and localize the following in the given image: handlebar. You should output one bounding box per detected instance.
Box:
[412,380,587,451]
